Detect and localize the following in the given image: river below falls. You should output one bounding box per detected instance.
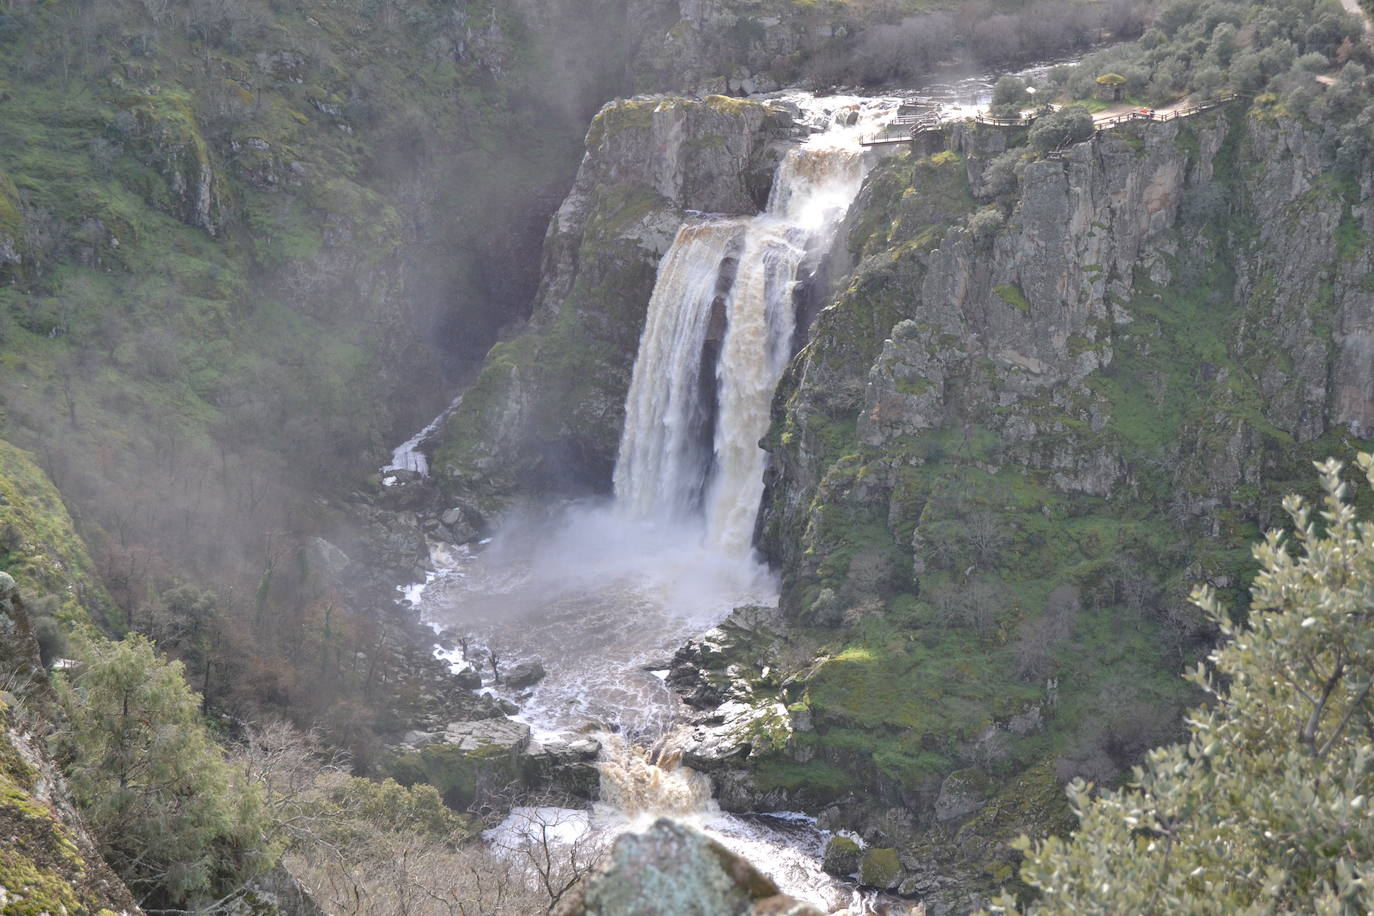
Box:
[388,63,1080,912]
[405,504,884,912]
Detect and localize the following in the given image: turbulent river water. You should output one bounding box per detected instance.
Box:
[393,72,1045,913]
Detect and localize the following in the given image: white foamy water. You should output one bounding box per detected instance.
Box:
[382,394,463,479]
[410,94,905,913]
[425,505,777,741]
[615,97,889,552]
[614,222,745,524]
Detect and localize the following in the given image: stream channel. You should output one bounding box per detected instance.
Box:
[387,69,1053,913]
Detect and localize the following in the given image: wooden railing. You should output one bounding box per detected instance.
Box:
[861,93,1241,150]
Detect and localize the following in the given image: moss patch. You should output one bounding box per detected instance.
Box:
[859,847,901,888]
[0,440,115,632]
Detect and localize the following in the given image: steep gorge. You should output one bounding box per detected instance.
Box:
[1,0,1369,909]
[433,90,1374,911]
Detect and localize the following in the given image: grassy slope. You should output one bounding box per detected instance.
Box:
[0,0,586,598]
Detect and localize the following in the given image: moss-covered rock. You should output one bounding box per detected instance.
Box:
[553,817,823,916]
[820,835,861,877]
[0,440,118,632]
[119,89,225,234]
[0,171,21,274]
[858,847,901,890]
[390,717,532,812]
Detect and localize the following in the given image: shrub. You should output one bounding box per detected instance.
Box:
[999,455,1374,913]
[58,635,280,909]
[1028,106,1094,153]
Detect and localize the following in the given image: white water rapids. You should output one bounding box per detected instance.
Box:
[399,94,894,912]
[380,80,1147,909]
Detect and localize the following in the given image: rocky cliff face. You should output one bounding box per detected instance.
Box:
[761,103,1370,622]
[437,91,1374,911]
[728,102,1374,909]
[628,0,855,96]
[434,95,796,510]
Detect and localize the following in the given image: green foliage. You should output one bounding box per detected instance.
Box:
[1004,456,1374,914]
[312,775,476,846]
[992,77,1030,118]
[995,284,1030,313]
[0,439,117,631]
[1047,0,1368,120]
[1027,106,1094,153]
[57,635,280,909]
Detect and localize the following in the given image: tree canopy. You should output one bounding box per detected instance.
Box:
[57,634,281,909]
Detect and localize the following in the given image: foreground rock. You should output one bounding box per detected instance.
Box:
[552,818,824,916]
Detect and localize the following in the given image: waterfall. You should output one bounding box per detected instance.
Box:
[416,93,916,914]
[614,221,744,522]
[595,734,716,820]
[703,221,805,552]
[613,110,879,553]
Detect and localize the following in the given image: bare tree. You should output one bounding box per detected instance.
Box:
[933,577,1005,637]
[489,803,605,911]
[1013,584,1081,681]
[963,508,1009,568]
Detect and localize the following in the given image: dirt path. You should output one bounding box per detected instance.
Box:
[1088,98,1191,125]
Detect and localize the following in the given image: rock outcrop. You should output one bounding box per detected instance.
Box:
[552,817,825,916]
[391,717,533,812]
[736,101,1374,908]
[435,95,796,513]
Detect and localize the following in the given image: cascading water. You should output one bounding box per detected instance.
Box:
[614,112,874,553]
[614,221,745,523]
[407,94,904,912]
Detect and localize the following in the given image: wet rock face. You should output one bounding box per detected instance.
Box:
[820,835,860,877]
[390,717,533,812]
[552,817,824,916]
[524,736,603,801]
[435,96,798,515]
[664,605,797,788]
[504,659,548,690]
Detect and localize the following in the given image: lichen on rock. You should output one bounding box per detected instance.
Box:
[552,817,824,916]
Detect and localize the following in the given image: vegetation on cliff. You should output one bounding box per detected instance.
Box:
[1009,456,1374,913]
[57,635,280,909]
[742,38,1374,902]
[1046,0,1368,111]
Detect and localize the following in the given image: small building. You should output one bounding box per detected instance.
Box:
[1095,72,1127,102]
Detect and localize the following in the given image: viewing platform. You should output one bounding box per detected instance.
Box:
[860,92,1239,151]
